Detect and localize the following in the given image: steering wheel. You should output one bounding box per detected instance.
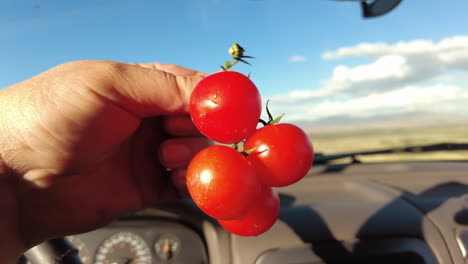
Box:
[24,238,82,264]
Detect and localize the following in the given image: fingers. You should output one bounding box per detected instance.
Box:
[159,137,213,169]
[159,136,212,199]
[160,135,212,200]
[160,115,210,200]
[163,115,203,137]
[134,62,208,77]
[170,168,190,198]
[75,61,206,117]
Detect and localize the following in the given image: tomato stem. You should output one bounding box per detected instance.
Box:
[231,142,246,152]
[259,119,268,126]
[229,43,254,60]
[221,43,256,71]
[264,100,285,125]
[229,143,238,150]
[242,146,257,156]
[266,100,273,122]
[270,113,285,125]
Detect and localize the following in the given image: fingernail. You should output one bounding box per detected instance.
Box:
[161,143,191,167]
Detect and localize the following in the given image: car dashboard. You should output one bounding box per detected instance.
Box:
[33,161,468,264]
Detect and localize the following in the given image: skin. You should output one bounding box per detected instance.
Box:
[0,60,211,263]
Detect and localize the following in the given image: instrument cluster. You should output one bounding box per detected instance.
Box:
[62,219,207,264]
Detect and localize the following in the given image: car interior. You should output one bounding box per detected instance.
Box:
[5,0,467,263]
[21,158,468,264]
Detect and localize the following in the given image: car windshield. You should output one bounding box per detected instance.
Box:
[2,0,467,163]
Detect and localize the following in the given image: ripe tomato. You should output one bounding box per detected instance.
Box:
[244,123,314,187]
[219,185,279,236]
[190,71,262,144]
[186,145,259,220]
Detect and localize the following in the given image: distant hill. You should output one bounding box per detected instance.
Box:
[295,111,468,134]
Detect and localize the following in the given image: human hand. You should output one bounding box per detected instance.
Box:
[0,60,210,257]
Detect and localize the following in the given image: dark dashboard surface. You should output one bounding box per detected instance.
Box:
[47,161,468,264]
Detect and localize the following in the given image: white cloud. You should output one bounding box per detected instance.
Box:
[289,55,307,63]
[269,89,328,104]
[309,84,464,119]
[271,84,468,122]
[320,36,468,95]
[325,54,413,94]
[268,36,468,123]
[322,36,468,63]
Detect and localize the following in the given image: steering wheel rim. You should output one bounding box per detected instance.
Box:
[24,238,82,264]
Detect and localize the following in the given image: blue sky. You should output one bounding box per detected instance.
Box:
[2,0,468,122]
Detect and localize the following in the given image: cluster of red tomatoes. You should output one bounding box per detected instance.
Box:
[188,70,314,236]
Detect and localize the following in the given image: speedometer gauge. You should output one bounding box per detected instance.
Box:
[154,233,181,261]
[67,236,92,264]
[95,232,151,264]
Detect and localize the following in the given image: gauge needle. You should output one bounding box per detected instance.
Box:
[163,239,171,253]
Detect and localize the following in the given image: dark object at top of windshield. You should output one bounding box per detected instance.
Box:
[315,143,468,164]
[331,0,402,18]
[361,0,403,18]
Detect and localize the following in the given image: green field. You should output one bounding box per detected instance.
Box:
[309,124,468,163]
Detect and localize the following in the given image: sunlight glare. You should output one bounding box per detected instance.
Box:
[200,170,213,184]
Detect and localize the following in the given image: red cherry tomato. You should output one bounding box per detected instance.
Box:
[219,185,279,236]
[245,123,314,187]
[186,145,259,220]
[190,71,262,144]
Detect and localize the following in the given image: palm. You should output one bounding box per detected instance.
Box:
[18,105,176,243]
[2,61,207,249]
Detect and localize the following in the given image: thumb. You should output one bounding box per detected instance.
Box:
[84,61,206,117]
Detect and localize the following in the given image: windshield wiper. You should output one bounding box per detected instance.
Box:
[314,143,468,164]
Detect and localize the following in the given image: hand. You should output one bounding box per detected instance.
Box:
[0,60,210,259]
